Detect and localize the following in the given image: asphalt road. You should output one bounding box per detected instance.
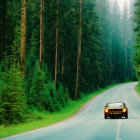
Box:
[2,82,140,140]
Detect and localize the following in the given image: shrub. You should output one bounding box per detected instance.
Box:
[57,84,69,107]
[29,63,46,110]
[44,82,60,112]
[28,62,69,112]
[0,65,27,125]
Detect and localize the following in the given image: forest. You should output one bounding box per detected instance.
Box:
[0,0,137,125]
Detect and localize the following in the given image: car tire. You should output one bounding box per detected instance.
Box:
[104,114,107,119]
[125,112,128,119]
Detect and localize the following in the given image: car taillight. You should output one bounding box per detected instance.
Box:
[122,108,127,112]
[105,109,109,113]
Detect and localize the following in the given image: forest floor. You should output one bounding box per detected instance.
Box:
[0,83,126,138]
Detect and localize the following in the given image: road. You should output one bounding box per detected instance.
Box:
[2,82,140,140]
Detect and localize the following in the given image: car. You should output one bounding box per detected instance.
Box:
[104,102,128,119]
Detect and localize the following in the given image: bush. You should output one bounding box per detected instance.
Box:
[43,82,69,112]
[28,62,69,112]
[57,84,69,107]
[29,63,46,110]
[44,82,60,112]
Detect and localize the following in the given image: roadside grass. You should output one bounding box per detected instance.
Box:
[135,82,140,95]
[0,83,121,138]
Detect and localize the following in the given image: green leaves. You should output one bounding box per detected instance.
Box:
[28,61,68,112]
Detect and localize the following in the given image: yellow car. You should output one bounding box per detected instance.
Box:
[104,102,128,119]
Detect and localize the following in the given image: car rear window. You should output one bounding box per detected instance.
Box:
[108,103,123,107]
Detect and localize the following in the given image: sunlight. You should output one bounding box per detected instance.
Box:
[108,0,132,17]
[118,0,125,10]
[118,0,126,17]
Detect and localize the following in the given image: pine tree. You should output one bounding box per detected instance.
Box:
[0,64,27,125]
[29,62,46,110]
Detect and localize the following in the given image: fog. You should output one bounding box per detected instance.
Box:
[96,0,135,82]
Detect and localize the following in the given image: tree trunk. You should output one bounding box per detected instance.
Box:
[2,0,6,52]
[109,32,112,83]
[55,0,58,85]
[20,0,26,77]
[40,0,44,68]
[125,38,128,79]
[75,0,82,99]
[61,44,64,83]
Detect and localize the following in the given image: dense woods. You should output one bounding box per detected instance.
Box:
[0,0,135,125]
[134,0,140,81]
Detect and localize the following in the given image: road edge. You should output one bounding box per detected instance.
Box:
[134,82,140,102]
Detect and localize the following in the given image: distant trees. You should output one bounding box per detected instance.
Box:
[96,0,134,84]
[0,0,6,60]
[134,0,140,80]
[0,0,21,62]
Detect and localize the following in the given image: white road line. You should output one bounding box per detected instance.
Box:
[116,119,121,140]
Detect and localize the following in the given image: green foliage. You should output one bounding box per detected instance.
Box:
[45,82,59,111]
[29,61,69,112]
[57,84,69,107]
[29,62,46,110]
[135,82,140,95]
[44,82,69,111]
[0,64,27,125]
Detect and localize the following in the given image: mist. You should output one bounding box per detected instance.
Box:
[96,0,135,82]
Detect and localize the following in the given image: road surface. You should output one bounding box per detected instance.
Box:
[2,82,140,140]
